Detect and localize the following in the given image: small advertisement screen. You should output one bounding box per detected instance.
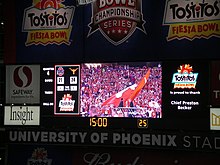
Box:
[6,65,40,104]
[80,62,162,118]
[162,61,209,118]
[210,108,220,130]
[211,61,220,107]
[54,65,80,115]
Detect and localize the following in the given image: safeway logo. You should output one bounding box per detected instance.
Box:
[6,65,40,104]
[88,0,146,45]
[13,66,32,88]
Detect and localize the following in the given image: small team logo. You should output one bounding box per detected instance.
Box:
[57,67,65,76]
[88,0,146,45]
[69,68,78,75]
[172,64,198,88]
[27,148,52,165]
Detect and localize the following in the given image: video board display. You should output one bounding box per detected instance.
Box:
[162,61,209,118]
[80,62,162,118]
[39,61,210,129]
[41,62,162,117]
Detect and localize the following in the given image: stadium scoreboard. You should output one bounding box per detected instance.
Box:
[54,65,80,115]
[39,61,211,130]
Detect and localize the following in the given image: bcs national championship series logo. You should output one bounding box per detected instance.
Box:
[88,0,146,45]
[22,0,75,46]
[163,0,220,41]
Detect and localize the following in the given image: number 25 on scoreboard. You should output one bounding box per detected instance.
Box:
[137,119,148,128]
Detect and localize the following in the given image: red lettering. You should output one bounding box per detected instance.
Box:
[191,25,196,32]
[179,25,183,33]
[198,25,203,32]
[203,24,208,31]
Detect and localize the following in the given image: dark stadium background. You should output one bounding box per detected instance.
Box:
[0,0,220,164]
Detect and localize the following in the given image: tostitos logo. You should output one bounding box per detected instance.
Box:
[13,66,32,88]
[88,0,146,45]
[22,0,75,46]
[172,64,198,89]
[27,148,52,165]
[163,0,220,41]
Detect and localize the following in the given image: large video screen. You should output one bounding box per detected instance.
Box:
[80,62,162,118]
[39,61,211,130]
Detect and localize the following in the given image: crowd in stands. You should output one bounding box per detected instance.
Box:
[80,63,162,118]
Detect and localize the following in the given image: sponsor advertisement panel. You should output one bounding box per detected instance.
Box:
[22,0,75,46]
[162,61,209,119]
[7,137,220,165]
[210,108,220,130]
[73,147,220,164]
[10,0,220,62]
[8,145,72,165]
[5,65,40,104]
[211,61,220,106]
[163,0,220,41]
[7,129,220,152]
[15,0,84,63]
[4,106,40,125]
[158,0,220,59]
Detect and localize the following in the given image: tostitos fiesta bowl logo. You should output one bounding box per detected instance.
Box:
[22,0,75,46]
[27,148,52,165]
[163,0,220,41]
[88,0,146,45]
[172,64,198,89]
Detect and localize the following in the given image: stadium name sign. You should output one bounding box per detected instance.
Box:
[8,130,220,151]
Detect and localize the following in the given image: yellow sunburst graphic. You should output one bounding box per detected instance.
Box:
[32,0,65,9]
[178,64,193,74]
